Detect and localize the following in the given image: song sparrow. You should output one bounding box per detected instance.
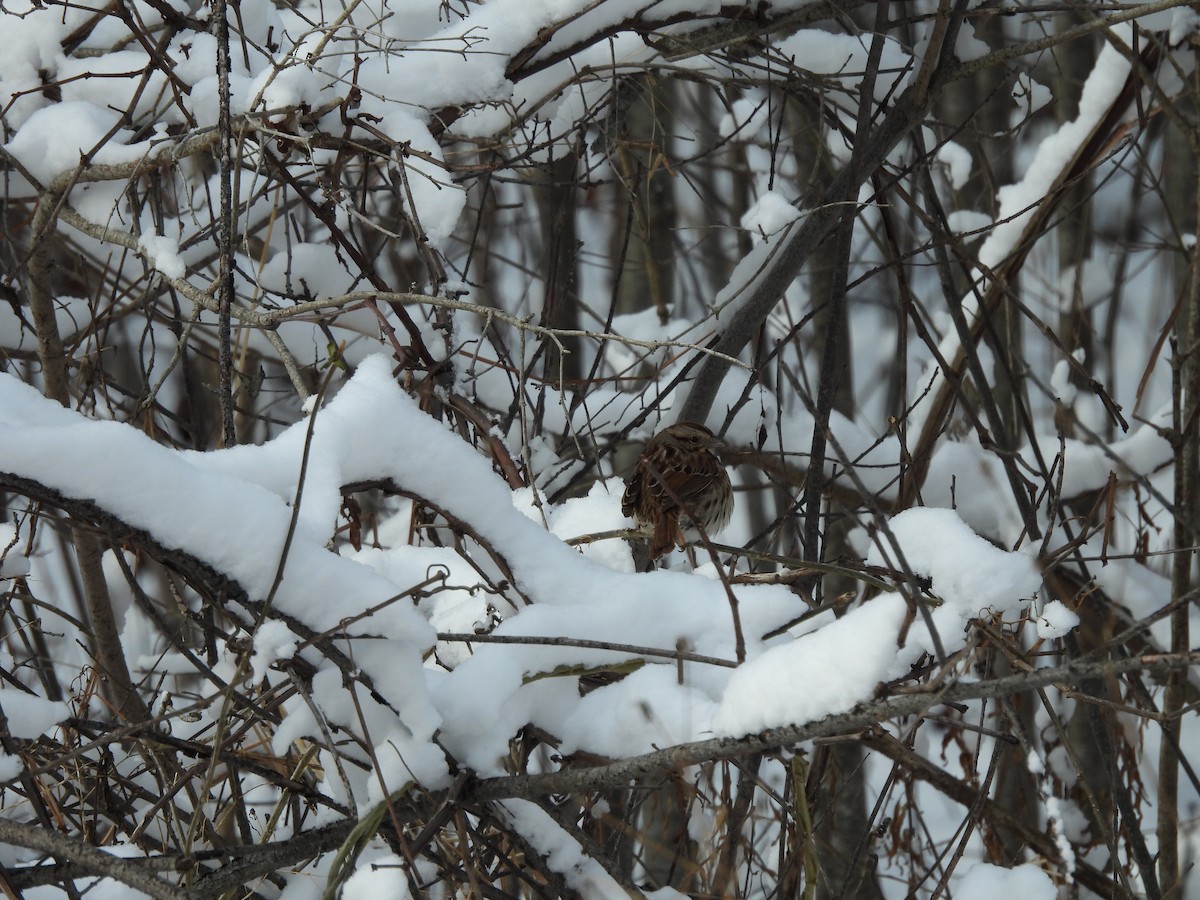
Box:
[622,422,733,559]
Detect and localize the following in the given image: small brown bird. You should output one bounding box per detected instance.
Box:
[621,421,734,559]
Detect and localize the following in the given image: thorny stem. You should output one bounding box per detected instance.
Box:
[214,0,236,447]
[1157,52,1200,895]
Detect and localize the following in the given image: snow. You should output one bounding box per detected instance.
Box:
[559,665,719,756]
[497,799,630,898]
[1036,600,1080,639]
[57,51,167,122]
[720,97,771,139]
[0,357,808,772]
[137,231,186,280]
[2,0,1196,892]
[530,480,636,572]
[936,140,973,190]
[0,523,29,578]
[1044,794,1078,874]
[4,101,151,185]
[714,509,1041,737]
[1170,8,1200,45]
[712,592,908,736]
[249,619,300,683]
[186,72,254,129]
[1031,417,1171,500]
[248,57,322,114]
[0,360,442,760]
[956,863,1056,900]
[26,877,151,900]
[168,33,219,86]
[954,23,990,63]
[979,32,1134,274]
[256,242,362,301]
[1050,357,1077,407]
[341,848,412,899]
[946,209,992,237]
[0,755,20,783]
[907,24,1144,449]
[867,508,1041,619]
[741,191,801,240]
[381,110,466,248]
[1012,73,1053,117]
[0,4,88,128]
[775,30,911,99]
[0,691,69,740]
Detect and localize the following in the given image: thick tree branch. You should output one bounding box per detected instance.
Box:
[677,3,968,424]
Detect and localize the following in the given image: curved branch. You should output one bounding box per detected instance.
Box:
[0,472,397,715]
[467,650,1200,800]
[676,7,963,423]
[0,818,190,900]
